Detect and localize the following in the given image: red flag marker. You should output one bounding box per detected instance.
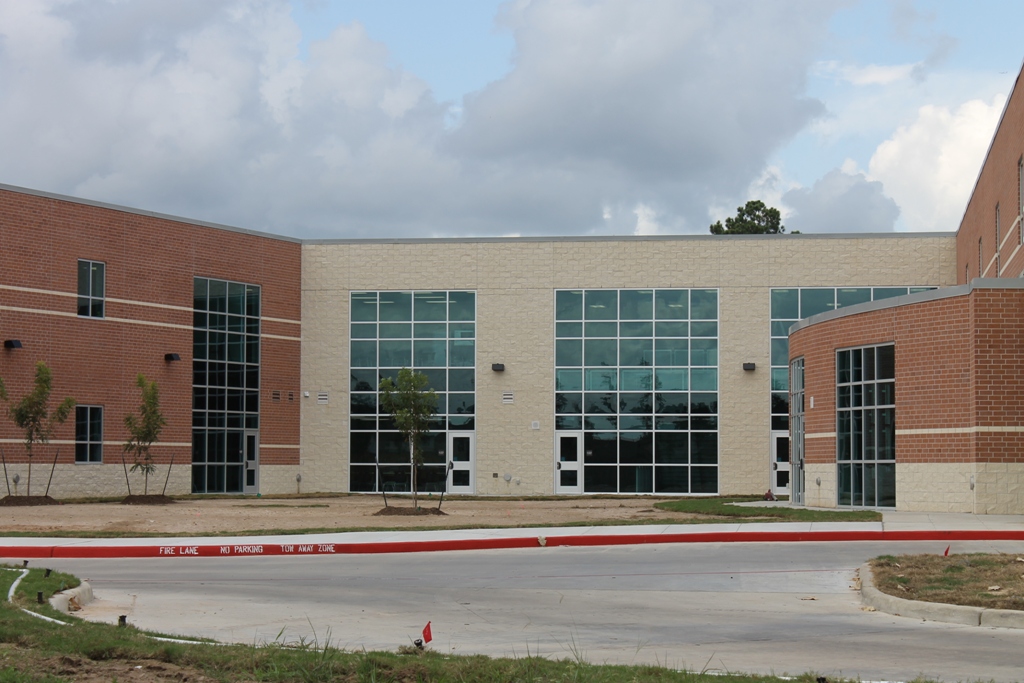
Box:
[944,545,950,556]
[422,621,432,644]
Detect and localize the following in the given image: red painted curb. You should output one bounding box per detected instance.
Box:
[2,528,1023,559]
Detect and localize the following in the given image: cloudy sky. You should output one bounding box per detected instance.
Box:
[0,0,1021,238]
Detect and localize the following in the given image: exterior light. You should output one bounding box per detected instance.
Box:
[3,340,22,349]
[491,363,505,372]
[742,362,756,371]
[164,353,181,362]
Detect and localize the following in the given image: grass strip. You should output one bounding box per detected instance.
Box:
[654,497,882,522]
[871,553,1024,610]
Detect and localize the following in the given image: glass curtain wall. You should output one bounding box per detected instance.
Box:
[349,291,476,493]
[192,278,261,493]
[770,287,931,430]
[555,289,719,494]
[836,344,896,507]
[789,357,805,505]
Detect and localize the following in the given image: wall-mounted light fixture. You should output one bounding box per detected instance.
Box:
[491,363,505,372]
[164,353,181,362]
[3,340,23,349]
[742,362,755,371]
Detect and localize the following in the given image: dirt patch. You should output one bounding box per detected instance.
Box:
[0,495,60,506]
[11,652,214,683]
[1,495,694,535]
[121,494,177,506]
[373,506,447,516]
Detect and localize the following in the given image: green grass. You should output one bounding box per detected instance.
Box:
[0,568,930,682]
[654,496,883,522]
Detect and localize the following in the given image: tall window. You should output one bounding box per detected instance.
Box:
[770,288,931,435]
[555,289,718,494]
[77,260,105,318]
[996,204,1001,276]
[349,291,476,493]
[75,406,103,463]
[836,344,895,507]
[192,278,261,493]
[789,357,805,505]
[1018,156,1022,245]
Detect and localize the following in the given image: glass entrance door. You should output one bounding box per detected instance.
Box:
[770,431,790,497]
[243,430,259,494]
[555,432,582,494]
[447,433,475,493]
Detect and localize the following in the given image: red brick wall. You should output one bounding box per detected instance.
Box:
[0,187,301,473]
[957,69,1024,280]
[790,287,1024,467]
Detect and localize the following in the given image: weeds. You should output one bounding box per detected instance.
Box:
[870,552,1024,610]
[654,497,882,523]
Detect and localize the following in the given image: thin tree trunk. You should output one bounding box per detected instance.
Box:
[410,440,417,509]
[161,454,175,496]
[44,447,60,498]
[26,455,31,497]
[121,452,132,496]
[1,447,10,497]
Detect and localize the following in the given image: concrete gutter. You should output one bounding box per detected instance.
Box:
[49,581,93,614]
[860,563,1024,628]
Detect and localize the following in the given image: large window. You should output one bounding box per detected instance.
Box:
[349,291,476,493]
[836,344,895,507]
[75,406,103,463]
[192,278,260,493]
[555,289,718,494]
[789,357,805,505]
[77,260,105,318]
[770,287,932,431]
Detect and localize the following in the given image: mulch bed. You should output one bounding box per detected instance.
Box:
[0,495,61,506]
[121,494,176,505]
[373,506,447,516]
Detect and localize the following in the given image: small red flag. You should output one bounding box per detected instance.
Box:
[422,621,432,644]
[944,545,950,557]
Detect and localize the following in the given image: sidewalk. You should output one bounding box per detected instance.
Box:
[2,510,1023,559]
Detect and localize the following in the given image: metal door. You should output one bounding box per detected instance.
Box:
[770,431,790,497]
[243,430,259,494]
[448,433,475,493]
[555,432,582,494]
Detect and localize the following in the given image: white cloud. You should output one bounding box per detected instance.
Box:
[814,60,916,86]
[0,0,842,238]
[868,96,1006,231]
[782,168,900,233]
[632,204,661,236]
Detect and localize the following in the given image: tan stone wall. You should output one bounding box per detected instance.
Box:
[803,462,836,508]
[0,461,193,499]
[300,234,957,495]
[897,463,975,512]
[975,463,1024,514]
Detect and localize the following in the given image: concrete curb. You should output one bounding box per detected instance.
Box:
[3,528,1024,559]
[859,563,1024,628]
[49,581,93,614]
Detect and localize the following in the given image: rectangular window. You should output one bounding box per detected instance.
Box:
[996,204,1001,276]
[836,344,895,508]
[349,291,476,493]
[556,289,717,495]
[75,406,103,463]
[77,260,105,318]
[192,277,261,493]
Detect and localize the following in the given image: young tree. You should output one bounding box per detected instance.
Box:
[379,368,438,510]
[123,374,167,496]
[7,362,75,496]
[709,200,786,234]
